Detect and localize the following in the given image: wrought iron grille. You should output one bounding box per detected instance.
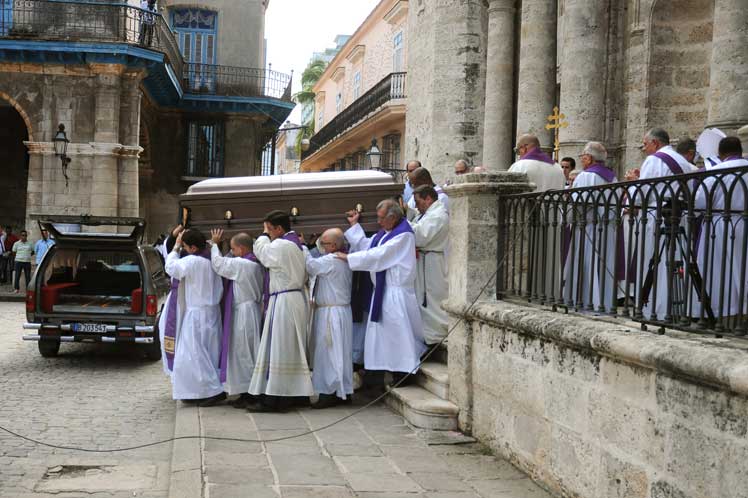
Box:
[0,0,290,101]
[302,72,407,160]
[498,164,748,338]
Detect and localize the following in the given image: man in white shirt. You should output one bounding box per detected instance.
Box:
[210,229,264,408]
[406,167,449,220]
[508,134,566,192]
[306,228,353,408]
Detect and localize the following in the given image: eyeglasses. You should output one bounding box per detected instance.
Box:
[513,145,526,154]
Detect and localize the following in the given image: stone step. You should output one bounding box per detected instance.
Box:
[423,342,449,364]
[384,385,458,431]
[417,361,450,400]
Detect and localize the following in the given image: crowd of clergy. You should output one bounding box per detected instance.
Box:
[157,177,450,412]
[507,129,748,322]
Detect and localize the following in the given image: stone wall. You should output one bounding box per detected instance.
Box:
[443,175,748,498]
[444,300,748,498]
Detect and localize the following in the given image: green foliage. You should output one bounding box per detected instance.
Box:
[292,59,328,156]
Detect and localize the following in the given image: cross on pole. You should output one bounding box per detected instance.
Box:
[545,106,568,162]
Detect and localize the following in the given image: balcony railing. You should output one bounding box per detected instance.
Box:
[302,72,407,160]
[499,165,748,338]
[0,0,291,101]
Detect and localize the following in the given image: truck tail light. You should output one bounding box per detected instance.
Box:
[146,295,158,317]
[26,290,36,312]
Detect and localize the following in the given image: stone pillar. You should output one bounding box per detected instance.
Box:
[23,142,48,234]
[738,125,748,157]
[117,70,144,222]
[482,0,516,171]
[558,0,607,159]
[515,0,557,149]
[443,172,533,432]
[90,70,122,223]
[706,0,748,135]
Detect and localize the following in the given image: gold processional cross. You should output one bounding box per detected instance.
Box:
[545,106,568,162]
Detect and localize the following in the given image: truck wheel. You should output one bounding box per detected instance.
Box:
[38,340,60,358]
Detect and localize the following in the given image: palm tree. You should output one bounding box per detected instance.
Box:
[293,59,327,155]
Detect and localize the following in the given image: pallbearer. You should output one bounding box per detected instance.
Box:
[409,185,450,345]
[306,228,354,407]
[248,210,313,412]
[337,199,426,385]
[210,229,264,408]
[165,229,225,406]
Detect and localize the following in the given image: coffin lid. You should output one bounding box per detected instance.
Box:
[184,170,396,197]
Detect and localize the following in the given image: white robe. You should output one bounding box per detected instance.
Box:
[410,200,449,344]
[307,253,353,399]
[407,187,449,221]
[508,158,566,192]
[249,236,313,397]
[634,146,695,320]
[165,251,224,400]
[694,158,748,317]
[346,223,426,373]
[210,245,264,395]
[563,170,619,311]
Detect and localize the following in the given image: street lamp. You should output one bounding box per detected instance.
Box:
[53,123,71,187]
[366,137,383,170]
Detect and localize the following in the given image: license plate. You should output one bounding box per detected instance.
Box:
[74,323,108,333]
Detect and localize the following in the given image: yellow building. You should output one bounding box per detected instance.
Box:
[301,0,407,174]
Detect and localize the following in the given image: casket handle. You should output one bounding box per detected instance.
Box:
[356,203,364,213]
[290,206,300,218]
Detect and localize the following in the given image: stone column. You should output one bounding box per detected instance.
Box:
[515,0,557,148]
[443,172,533,432]
[23,142,49,235]
[90,70,122,224]
[482,0,516,171]
[117,70,144,222]
[558,0,607,159]
[706,0,748,135]
[738,125,748,157]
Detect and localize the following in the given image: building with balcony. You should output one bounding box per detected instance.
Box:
[0,0,293,240]
[300,0,407,174]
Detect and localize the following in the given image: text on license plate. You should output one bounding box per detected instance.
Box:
[74,323,108,333]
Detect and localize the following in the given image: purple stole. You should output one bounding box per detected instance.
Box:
[219,253,257,383]
[368,218,414,322]
[163,248,211,373]
[653,151,684,175]
[521,148,555,165]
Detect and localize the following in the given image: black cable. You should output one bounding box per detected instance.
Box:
[0,201,539,453]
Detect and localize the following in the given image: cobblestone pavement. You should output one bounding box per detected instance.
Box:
[0,302,175,498]
[175,399,555,498]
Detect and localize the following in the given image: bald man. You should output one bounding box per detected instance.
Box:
[306,228,354,407]
[509,134,565,192]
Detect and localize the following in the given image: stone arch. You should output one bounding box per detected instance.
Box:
[0,92,32,231]
[0,91,34,141]
[646,0,714,140]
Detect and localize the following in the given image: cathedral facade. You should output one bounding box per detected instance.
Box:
[405,0,748,181]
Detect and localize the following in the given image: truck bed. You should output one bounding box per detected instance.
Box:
[52,295,134,315]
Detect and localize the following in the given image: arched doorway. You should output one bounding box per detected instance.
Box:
[0,99,30,232]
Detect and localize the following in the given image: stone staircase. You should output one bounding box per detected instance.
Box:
[384,344,459,431]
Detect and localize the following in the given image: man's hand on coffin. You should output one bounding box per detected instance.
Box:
[211,228,224,244]
[333,252,348,261]
[173,231,184,252]
[171,224,184,238]
[346,210,360,226]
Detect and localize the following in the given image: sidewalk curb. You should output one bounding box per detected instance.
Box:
[168,402,203,498]
[0,294,25,303]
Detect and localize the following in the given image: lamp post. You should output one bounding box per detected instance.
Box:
[53,123,71,187]
[365,137,383,170]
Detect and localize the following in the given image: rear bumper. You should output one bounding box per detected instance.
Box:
[23,322,155,344]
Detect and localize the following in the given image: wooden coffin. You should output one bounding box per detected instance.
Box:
[179,170,403,237]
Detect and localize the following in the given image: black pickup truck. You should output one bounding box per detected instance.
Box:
[22,216,170,358]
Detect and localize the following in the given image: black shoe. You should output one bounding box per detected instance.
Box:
[311,393,339,409]
[198,392,227,407]
[389,372,415,387]
[246,401,286,413]
[228,393,256,409]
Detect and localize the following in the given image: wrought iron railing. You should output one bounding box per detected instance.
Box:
[0,0,291,101]
[302,72,407,160]
[499,165,748,338]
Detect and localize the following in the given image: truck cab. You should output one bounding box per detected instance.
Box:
[23,216,170,358]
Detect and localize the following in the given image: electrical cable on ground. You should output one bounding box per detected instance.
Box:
[0,201,541,453]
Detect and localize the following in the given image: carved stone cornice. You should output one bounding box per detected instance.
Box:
[23,141,142,158]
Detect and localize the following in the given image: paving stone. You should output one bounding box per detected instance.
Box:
[334,456,399,474]
[440,454,526,481]
[345,472,422,493]
[205,465,275,486]
[409,472,472,492]
[203,438,263,454]
[324,443,383,457]
[279,485,355,497]
[252,411,311,430]
[206,483,279,498]
[203,450,269,469]
[272,454,346,486]
[468,478,553,497]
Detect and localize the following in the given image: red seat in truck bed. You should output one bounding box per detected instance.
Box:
[41,283,79,313]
